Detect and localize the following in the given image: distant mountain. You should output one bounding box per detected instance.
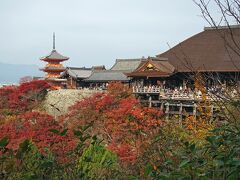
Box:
[0,62,43,84]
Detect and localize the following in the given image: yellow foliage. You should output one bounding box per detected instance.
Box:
[182,73,215,144]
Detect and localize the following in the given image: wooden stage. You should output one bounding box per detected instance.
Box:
[134,90,223,121]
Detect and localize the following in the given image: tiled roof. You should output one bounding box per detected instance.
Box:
[126,57,175,77]
[63,67,92,79]
[110,58,143,71]
[137,57,174,73]
[84,70,130,82]
[41,49,69,61]
[92,65,106,71]
[157,25,240,72]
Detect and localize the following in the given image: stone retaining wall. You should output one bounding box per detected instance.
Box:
[43,89,100,117]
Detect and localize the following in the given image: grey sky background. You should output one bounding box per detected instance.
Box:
[0,0,210,68]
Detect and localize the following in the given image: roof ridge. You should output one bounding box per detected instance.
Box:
[204,25,240,31]
[116,58,143,62]
[67,66,92,70]
[94,70,126,73]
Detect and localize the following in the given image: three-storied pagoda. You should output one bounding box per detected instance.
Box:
[40,33,69,89]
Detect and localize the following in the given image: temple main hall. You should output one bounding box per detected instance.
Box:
[39,25,240,93]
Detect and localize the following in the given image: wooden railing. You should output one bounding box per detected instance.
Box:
[132,86,205,100]
[132,87,161,93]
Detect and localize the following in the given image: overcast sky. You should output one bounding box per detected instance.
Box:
[0,0,209,68]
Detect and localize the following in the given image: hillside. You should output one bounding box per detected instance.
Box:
[0,62,43,84]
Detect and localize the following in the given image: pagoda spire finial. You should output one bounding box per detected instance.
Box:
[53,32,56,50]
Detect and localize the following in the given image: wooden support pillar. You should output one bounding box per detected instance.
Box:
[165,102,169,121]
[183,79,187,90]
[193,103,197,119]
[193,103,198,130]
[179,103,183,126]
[160,102,164,111]
[149,96,152,108]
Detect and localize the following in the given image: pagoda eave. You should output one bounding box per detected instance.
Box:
[40,58,68,62]
[40,68,66,72]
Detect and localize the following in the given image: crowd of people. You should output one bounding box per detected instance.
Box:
[74,82,239,101]
[132,84,239,100]
[87,83,109,90]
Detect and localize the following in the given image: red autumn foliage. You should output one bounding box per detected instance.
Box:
[0,81,164,165]
[0,85,17,110]
[108,143,137,162]
[0,80,50,114]
[0,112,77,163]
[9,80,50,112]
[64,82,164,163]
